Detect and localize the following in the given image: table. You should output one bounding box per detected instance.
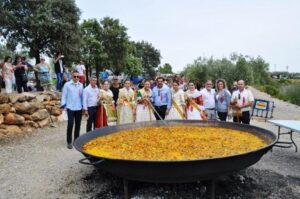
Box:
[268,120,300,152]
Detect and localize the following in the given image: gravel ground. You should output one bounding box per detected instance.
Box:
[0,87,300,199]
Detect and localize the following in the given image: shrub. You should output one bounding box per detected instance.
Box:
[263,85,279,96]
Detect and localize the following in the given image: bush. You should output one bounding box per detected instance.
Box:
[263,85,279,96]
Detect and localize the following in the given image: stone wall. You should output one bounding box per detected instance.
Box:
[0,92,62,138]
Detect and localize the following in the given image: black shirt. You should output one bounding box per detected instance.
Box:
[110,84,121,104]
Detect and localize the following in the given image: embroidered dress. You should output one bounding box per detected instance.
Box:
[165,89,186,120]
[185,89,205,120]
[117,88,135,124]
[95,89,117,128]
[136,88,155,122]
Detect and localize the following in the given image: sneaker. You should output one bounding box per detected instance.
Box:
[67,143,73,149]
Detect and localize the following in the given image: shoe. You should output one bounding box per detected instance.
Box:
[67,143,73,149]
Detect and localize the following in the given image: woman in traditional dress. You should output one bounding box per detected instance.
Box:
[185,81,207,120]
[215,79,231,121]
[117,79,135,124]
[95,80,117,128]
[34,57,52,91]
[2,56,14,94]
[136,80,155,122]
[165,80,186,120]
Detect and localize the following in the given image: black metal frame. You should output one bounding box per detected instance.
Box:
[274,126,298,152]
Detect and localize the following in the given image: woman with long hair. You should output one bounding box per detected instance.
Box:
[215,79,231,121]
[165,80,186,120]
[95,80,117,128]
[13,55,28,93]
[2,56,14,93]
[135,80,155,122]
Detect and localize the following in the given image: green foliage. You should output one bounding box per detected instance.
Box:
[124,54,143,77]
[182,54,271,89]
[158,63,173,74]
[261,85,279,96]
[0,0,81,64]
[134,41,161,78]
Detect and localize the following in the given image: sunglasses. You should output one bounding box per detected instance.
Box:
[73,76,79,78]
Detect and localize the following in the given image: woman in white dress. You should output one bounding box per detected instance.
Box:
[136,80,155,122]
[165,80,186,120]
[185,81,207,120]
[117,80,135,124]
[2,56,14,94]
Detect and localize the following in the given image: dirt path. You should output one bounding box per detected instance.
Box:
[0,87,299,199]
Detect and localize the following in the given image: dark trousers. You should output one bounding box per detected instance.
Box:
[86,106,98,132]
[56,72,64,91]
[218,112,228,121]
[154,105,167,120]
[15,75,28,93]
[233,111,250,124]
[67,109,82,144]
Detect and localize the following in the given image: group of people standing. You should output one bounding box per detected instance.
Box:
[1,55,30,94]
[61,71,254,149]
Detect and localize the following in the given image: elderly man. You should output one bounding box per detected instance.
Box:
[151,77,171,120]
[199,80,216,120]
[231,80,254,124]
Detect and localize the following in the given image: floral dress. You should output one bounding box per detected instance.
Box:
[185,89,205,120]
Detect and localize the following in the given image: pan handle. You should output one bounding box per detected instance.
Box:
[79,156,105,165]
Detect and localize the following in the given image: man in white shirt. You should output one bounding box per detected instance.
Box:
[83,76,99,132]
[231,80,254,124]
[199,80,216,120]
[75,61,86,86]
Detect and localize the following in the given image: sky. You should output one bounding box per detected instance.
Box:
[75,0,300,73]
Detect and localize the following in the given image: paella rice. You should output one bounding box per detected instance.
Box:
[82,126,268,161]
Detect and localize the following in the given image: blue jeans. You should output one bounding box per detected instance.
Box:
[56,72,63,91]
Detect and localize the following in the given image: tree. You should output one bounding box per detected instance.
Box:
[100,17,129,75]
[158,63,173,74]
[80,17,129,76]
[134,41,161,78]
[124,54,143,77]
[0,0,81,64]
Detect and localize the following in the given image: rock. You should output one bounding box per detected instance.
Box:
[31,109,49,121]
[8,93,19,104]
[20,125,34,133]
[10,106,16,113]
[0,104,11,114]
[50,115,58,122]
[4,113,25,125]
[8,92,37,103]
[24,120,39,128]
[0,114,3,124]
[38,117,50,128]
[44,91,61,100]
[17,92,37,102]
[50,106,61,116]
[36,95,48,102]
[4,125,22,134]
[23,114,32,120]
[15,101,39,114]
[0,94,9,104]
